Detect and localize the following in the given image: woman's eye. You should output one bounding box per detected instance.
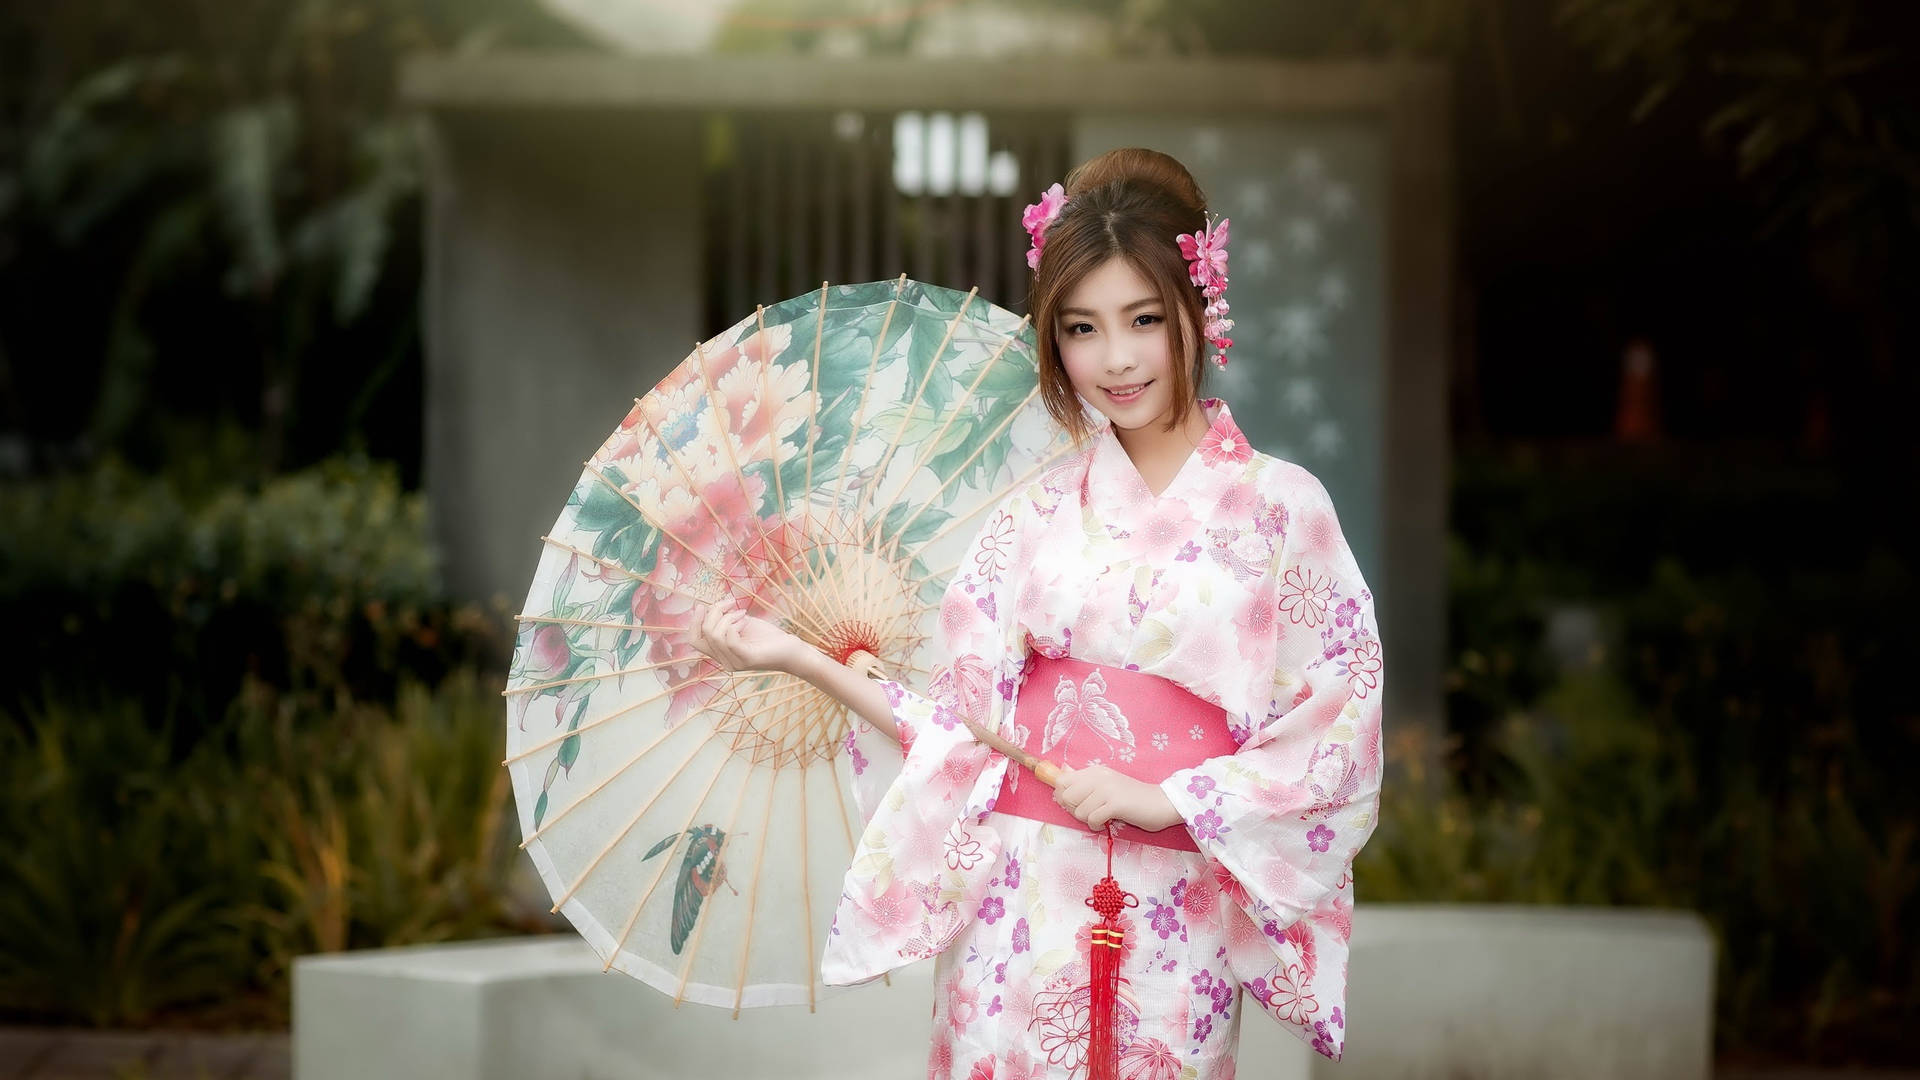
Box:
[1133,313,1163,328]
[1065,322,1094,336]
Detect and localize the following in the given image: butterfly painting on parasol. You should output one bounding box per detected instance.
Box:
[502,277,1077,1014]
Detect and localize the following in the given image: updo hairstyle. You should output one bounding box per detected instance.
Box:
[1029,147,1212,448]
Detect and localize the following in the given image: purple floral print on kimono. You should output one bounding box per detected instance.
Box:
[824,398,1384,1079]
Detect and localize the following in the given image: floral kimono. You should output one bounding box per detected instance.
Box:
[823,397,1384,1079]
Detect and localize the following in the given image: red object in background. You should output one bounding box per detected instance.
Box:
[1615,337,1663,443]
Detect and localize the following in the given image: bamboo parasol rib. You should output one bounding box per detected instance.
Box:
[504,278,1077,1012]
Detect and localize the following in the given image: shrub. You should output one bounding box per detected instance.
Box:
[0,670,527,1028]
[0,455,508,738]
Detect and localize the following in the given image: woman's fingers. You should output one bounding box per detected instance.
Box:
[690,599,789,675]
[691,602,743,671]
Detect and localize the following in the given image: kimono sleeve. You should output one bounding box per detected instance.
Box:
[840,490,1024,825]
[819,490,1026,986]
[870,486,1024,765]
[1160,466,1384,1058]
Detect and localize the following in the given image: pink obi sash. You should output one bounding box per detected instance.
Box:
[992,654,1237,851]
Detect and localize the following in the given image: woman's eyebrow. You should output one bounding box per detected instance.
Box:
[1058,297,1159,316]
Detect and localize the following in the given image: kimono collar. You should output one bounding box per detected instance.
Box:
[1083,396,1250,513]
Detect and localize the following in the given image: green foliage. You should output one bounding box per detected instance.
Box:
[1375,448,1920,1061]
[1555,0,1919,243]
[0,1,585,470]
[1366,654,1919,1059]
[0,453,508,732]
[236,671,524,1007]
[0,670,526,1028]
[0,694,251,1025]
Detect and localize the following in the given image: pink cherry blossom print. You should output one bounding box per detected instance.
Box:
[1117,1037,1181,1080]
[1199,422,1253,466]
[948,982,982,1033]
[860,878,920,942]
[1334,597,1362,628]
[1192,809,1229,841]
[1138,506,1190,548]
[1285,919,1320,980]
[1182,874,1219,921]
[1233,579,1281,640]
[941,592,979,638]
[1215,479,1260,518]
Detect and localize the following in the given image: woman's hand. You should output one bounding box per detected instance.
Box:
[686,599,811,676]
[1052,764,1183,833]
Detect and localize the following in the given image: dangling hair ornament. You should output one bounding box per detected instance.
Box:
[1021,182,1068,269]
[1178,214,1235,370]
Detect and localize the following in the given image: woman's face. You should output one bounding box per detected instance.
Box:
[1054,255,1186,433]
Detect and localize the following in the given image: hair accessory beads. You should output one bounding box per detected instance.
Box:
[1177,214,1235,370]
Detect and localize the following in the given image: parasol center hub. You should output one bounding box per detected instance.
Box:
[822,619,884,671]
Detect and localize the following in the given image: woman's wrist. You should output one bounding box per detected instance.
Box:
[1133,780,1183,832]
[776,637,821,679]
[782,642,900,743]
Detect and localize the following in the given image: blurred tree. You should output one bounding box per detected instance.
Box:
[2,0,1912,471]
[1550,0,1918,454]
[868,0,1917,454]
[0,1,581,478]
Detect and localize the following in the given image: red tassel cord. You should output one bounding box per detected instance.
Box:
[1084,827,1138,1080]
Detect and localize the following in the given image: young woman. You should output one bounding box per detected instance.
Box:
[690,148,1384,1080]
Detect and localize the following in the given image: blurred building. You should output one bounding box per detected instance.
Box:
[403,16,1451,734]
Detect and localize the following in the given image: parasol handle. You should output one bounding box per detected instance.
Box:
[840,650,1063,788]
[843,649,887,681]
[962,718,1064,789]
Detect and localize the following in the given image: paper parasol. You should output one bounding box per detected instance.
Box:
[503,277,1076,1013]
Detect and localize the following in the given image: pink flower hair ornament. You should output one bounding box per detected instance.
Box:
[1021,183,1067,270]
[1177,214,1235,370]
[1023,184,1237,370]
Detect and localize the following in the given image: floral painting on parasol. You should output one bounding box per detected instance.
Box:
[503,277,1076,1013]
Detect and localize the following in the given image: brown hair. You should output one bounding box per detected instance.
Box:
[1029,147,1211,448]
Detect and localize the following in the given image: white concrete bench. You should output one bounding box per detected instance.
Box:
[292,904,1712,1079]
[1335,904,1714,1080]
